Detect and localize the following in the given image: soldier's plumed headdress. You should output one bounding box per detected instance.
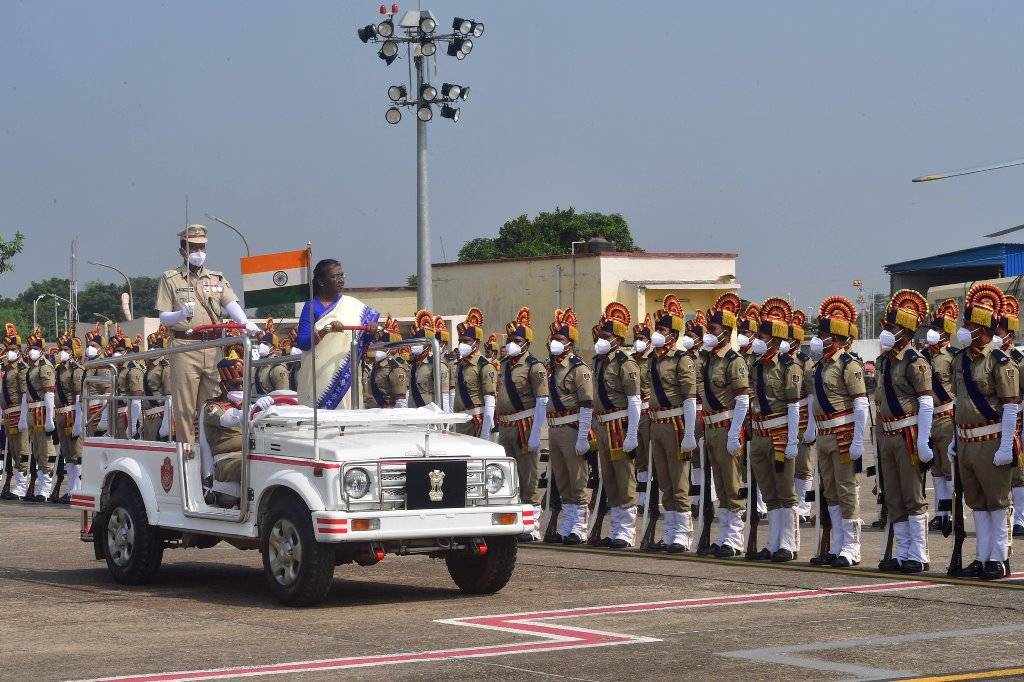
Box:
[506,307,533,343]
[411,310,436,339]
[655,295,685,334]
[217,356,244,383]
[930,299,959,336]
[817,296,858,339]
[374,314,402,344]
[707,293,741,329]
[433,314,450,343]
[550,308,580,344]
[27,330,45,349]
[964,283,1004,332]
[594,302,631,341]
[790,310,807,343]
[885,289,929,332]
[759,297,793,340]
[147,331,166,349]
[686,310,707,338]
[4,323,20,346]
[1001,295,1021,334]
[739,302,761,336]
[485,333,500,354]
[85,323,104,347]
[260,319,279,348]
[111,334,131,352]
[633,313,653,340]
[456,307,485,342]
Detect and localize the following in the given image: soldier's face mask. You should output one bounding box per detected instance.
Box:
[258,343,271,358]
[993,334,1005,348]
[926,329,941,346]
[28,349,41,362]
[701,333,718,351]
[808,336,824,360]
[956,326,974,347]
[651,332,667,348]
[373,350,387,362]
[779,340,792,355]
[6,350,18,362]
[227,390,244,405]
[86,345,99,359]
[633,339,648,353]
[506,341,524,357]
[594,338,612,355]
[878,329,896,351]
[751,338,768,356]
[457,342,474,358]
[58,350,70,363]
[289,346,303,356]
[680,335,695,351]
[549,339,566,356]
[409,344,425,357]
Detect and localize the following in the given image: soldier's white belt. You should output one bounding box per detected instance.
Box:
[3,406,21,416]
[143,406,165,417]
[797,397,809,408]
[752,414,788,430]
[641,401,650,412]
[703,409,734,427]
[547,411,580,426]
[956,421,1002,441]
[934,401,954,416]
[497,408,533,425]
[462,406,483,417]
[56,406,75,415]
[598,409,629,423]
[651,407,683,420]
[880,414,919,432]
[27,401,43,410]
[815,411,855,431]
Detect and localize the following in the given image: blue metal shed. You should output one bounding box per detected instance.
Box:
[883,243,1024,294]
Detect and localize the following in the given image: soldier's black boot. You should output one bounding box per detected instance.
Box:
[0,471,15,501]
[747,547,772,561]
[771,549,794,563]
[810,552,836,566]
[960,560,984,578]
[878,557,902,572]
[562,533,584,546]
[981,560,1006,580]
[899,559,925,574]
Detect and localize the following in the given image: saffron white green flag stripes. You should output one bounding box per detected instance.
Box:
[240,249,310,308]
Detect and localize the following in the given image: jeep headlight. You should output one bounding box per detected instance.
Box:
[485,464,505,495]
[344,468,371,499]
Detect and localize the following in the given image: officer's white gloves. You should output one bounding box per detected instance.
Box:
[97,403,109,433]
[17,394,27,432]
[160,304,192,327]
[224,301,259,335]
[72,396,82,438]
[849,395,869,460]
[575,407,593,455]
[159,396,172,438]
[441,390,451,412]
[727,394,749,455]
[681,397,698,452]
[220,408,243,429]
[249,395,275,420]
[480,394,495,440]
[528,397,548,451]
[129,398,142,437]
[623,394,642,452]
[994,402,1019,466]
[916,395,934,464]
[447,389,456,413]
[44,392,55,433]
[785,401,800,459]
[802,395,817,444]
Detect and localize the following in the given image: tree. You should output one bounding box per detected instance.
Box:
[457,207,643,262]
[406,273,418,287]
[0,232,25,274]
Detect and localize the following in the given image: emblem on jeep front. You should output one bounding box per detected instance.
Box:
[160,457,174,493]
[428,469,445,502]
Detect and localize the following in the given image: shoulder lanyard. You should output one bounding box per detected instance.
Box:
[813,360,838,414]
[755,362,771,414]
[548,361,568,412]
[880,354,906,417]
[503,359,526,412]
[960,351,999,420]
[702,354,726,411]
[650,354,673,408]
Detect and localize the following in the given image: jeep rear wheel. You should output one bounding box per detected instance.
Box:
[260,496,335,606]
[103,485,163,584]
[445,536,517,594]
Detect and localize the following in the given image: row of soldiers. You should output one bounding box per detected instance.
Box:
[360,285,1023,580]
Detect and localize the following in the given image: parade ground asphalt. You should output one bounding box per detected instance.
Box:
[4,494,1024,682]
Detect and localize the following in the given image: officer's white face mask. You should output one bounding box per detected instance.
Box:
[594,338,612,355]
[680,335,695,351]
[409,344,424,357]
[227,390,243,405]
[702,333,719,351]
[289,346,302,356]
[58,350,70,363]
[373,350,387,362]
[6,350,18,363]
[651,332,667,348]
[86,346,99,359]
[506,341,523,357]
[955,327,973,348]
[250,348,260,362]
[28,349,41,362]
[258,343,271,358]
[879,329,896,352]
[187,250,207,268]
[633,339,648,353]
[549,340,566,356]
[457,342,474,358]
[751,338,768,356]
[779,341,792,355]
[992,334,1004,348]
[926,329,941,346]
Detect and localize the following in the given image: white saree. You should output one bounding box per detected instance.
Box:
[298,295,379,409]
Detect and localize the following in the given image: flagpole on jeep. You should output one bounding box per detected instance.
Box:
[307,242,319,462]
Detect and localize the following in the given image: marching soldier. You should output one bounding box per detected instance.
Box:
[485,333,501,368]
[52,336,84,503]
[254,323,290,396]
[1,325,29,500]
[631,314,653,514]
[24,333,57,502]
[591,302,643,548]
[875,290,933,573]
[791,311,816,524]
[739,302,768,519]
[994,297,1024,537]
[496,307,549,541]
[406,310,451,410]
[952,284,1019,579]
[142,331,173,442]
[747,298,803,562]
[362,315,408,409]
[924,300,958,535]
[454,308,497,438]
[697,293,750,558]
[804,296,868,568]
[646,296,699,552]
[545,308,594,545]
[686,311,716,514]
[155,224,260,444]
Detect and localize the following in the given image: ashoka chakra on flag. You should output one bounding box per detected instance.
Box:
[241,249,310,307]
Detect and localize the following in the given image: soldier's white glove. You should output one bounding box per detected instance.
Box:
[528,397,548,451]
[44,392,56,433]
[480,394,495,440]
[916,395,934,463]
[447,389,455,413]
[623,394,642,453]
[97,404,109,433]
[802,395,817,443]
[159,396,172,438]
[72,397,82,437]
[575,407,593,455]
[249,395,274,420]
[129,399,141,437]
[441,390,451,412]
[947,437,956,463]
[17,394,27,433]
[849,396,869,460]
[994,402,1019,466]
[220,408,243,429]
[727,394,749,456]
[224,301,258,335]
[785,401,800,459]
[681,397,698,452]
[159,304,193,327]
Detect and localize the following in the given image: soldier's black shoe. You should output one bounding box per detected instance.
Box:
[716,544,742,559]
[697,543,719,557]
[771,549,795,563]
[900,559,925,574]
[518,533,536,542]
[810,553,836,566]
[1014,524,1024,538]
[57,494,70,505]
[608,538,630,550]
[563,533,584,546]
[747,548,772,561]
[981,560,1007,580]
[592,536,614,548]
[544,533,564,544]
[644,540,668,553]
[928,516,943,532]
[799,515,814,526]
[22,494,42,503]
[666,543,688,554]
[941,516,953,537]
[758,512,768,521]
[961,560,984,578]
[878,558,902,572]
[0,490,17,501]
[830,555,858,568]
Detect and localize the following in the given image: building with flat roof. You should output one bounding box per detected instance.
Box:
[884,243,1024,295]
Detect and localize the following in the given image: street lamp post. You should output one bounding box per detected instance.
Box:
[205,214,251,257]
[357,6,484,310]
[89,260,133,321]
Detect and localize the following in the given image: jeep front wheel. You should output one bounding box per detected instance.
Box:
[103,485,163,584]
[260,496,335,606]
[445,536,517,594]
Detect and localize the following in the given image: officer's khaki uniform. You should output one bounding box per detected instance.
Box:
[454,352,497,437]
[1009,348,1024,529]
[202,399,243,491]
[26,358,56,476]
[749,354,801,510]
[811,351,866,519]
[497,354,548,506]
[363,357,409,408]
[1,359,29,480]
[55,360,84,465]
[700,346,749,516]
[155,264,239,443]
[114,359,144,437]
[254,360,290,396]
[409,355,450,407]
[593,348,642,510]
[142,357,172,441]
[547,354,593,507]
[648,348,697,513]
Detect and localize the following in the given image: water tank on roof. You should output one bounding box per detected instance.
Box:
[583,236,615,254]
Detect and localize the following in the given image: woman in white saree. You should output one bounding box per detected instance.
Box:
[295,259,379,409]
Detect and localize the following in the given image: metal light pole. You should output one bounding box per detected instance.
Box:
[32,294,45,333]
[357,7,483,310]
[205,214,251,257]
[89,260,133,320]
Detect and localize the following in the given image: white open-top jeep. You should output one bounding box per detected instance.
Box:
[75,327,530,606]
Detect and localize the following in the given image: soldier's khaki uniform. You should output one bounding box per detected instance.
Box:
[1009,348,1024,531]
[454,352,497,437]
[254,360,290,396]
[633,347,653,475]
[202,399,243,493]
[2,359,29,481]
[749,354,802,511]
[84,366,112,435]
[54,359,84,467]
[648,348,698,513]
[409,355,450,407]
[497,354,548,506]
[811,351,866,518]
[25,357,56,477]
[924,346,956,488]
[548,354,594,508]
[114,359,145,437]
[142,357,172,441]
[362,357,409,408]
[593,348,642,510]
[795,352,816,515]
[700,346,750,517]
[155,264,239,443]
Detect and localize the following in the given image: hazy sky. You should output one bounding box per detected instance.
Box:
[4,2,1024,314]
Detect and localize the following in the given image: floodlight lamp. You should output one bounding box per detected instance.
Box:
[377,19,394,38]
[357,24,376,43]
[420,83,437,102]
[419,16,436,33]
[459,85,470,100]
[417,104,433,121]
[420,39,436,56]
[388,84,407,102]
[378,40,399,64]
[472,22,484,37]
[453,17,473,35]
[460,39,473,55]
[441,104,460,123]
[385,107,402,124]
[441,83,461,100]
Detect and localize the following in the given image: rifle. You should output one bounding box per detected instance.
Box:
[541,450,563,542]
[48,450,66,503]
[696,438,715,554]
[744,443,761,559]
[947,436,966,576]
[585,451,608,545]
[638,433,661,550]
[25,455,38,502]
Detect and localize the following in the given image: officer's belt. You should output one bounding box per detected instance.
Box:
[956,420,1001,442]
[547,410,580,426]
[815,410,854,432]
[597,408,629,423]
[703,407,733,428]
[173,330,221,341]
[462,406,483,417]
[56,406,75,415]
[651,406,683,420]
[880,413,918,433]
[934,401,954,417]
[751,413,788,431]
[496,408,533,425]
[143,406,165,418]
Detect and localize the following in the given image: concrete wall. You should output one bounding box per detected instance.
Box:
[345,288,418,318]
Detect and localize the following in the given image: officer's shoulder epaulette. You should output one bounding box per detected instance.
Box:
[671,349,685,359]
[1011,348,1024,364]
[526,354,541,366]
[780,353,794,367]
[839,351,862,368]
[386,357,401,368]
[162,268,179,280]
[476,355,490,368]
[993,349,1011,364]
[204,268,225,278]
[613,348,630,364]
[569,355,585,368]
[724,349,739,362]
[796,350,809,362]
[904,348,920,362]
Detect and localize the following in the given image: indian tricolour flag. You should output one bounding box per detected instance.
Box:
[240,249,311,308]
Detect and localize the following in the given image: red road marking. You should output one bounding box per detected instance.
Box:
[75,579,937,682]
